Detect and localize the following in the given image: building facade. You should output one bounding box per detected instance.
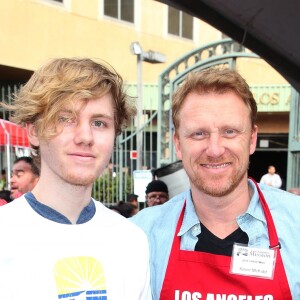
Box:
[0,0,296,202]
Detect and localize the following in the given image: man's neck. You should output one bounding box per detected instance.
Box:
[191,181,253,239]
[31,177,93,224]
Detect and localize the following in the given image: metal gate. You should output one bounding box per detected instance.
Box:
[93,83,160,206]
[287,89,300,189]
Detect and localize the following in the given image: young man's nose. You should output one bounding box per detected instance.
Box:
[73,121,94,145]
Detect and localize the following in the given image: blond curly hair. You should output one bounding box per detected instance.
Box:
[8,57,136,139]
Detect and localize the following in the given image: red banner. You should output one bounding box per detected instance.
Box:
[0,119,30,148]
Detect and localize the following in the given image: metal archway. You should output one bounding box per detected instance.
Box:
[157,39,258,166]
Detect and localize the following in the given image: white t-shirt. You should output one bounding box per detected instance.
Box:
[0,196,152,300]
[260,173,282,188]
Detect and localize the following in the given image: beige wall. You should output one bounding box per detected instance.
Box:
[0,0,221,83]
[0,0,290,138]
[237,57,288,85]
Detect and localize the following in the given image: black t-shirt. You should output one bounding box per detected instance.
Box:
[195,223,249,256]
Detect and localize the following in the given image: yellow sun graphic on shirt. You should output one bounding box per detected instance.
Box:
[54,256,107,299]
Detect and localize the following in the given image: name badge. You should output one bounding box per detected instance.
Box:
[230,243,277,279]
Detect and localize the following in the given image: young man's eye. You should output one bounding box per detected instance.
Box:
[58,115,76,125]
[92,120,104,127]
[58,116,70,122]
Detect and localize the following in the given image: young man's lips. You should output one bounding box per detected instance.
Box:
[69,152,95,158]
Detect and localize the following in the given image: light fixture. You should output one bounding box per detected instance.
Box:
[130,42,166,170]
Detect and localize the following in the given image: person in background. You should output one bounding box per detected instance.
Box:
[145,179,169,207]
[0,57,151,300]
[128,193,139,208]
[0,169,6,190]
[131,67,300,299]
[110,201,137,218]
[10,156,40,199]
[0,169,8,205]
[0,198,8,206]
[260,165,282,188]
[0,190,11,205]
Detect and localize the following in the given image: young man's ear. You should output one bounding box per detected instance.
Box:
[26,123,40,147]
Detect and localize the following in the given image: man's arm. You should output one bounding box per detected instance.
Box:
[272,174,282,188]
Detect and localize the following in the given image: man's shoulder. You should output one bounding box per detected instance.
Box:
[131,190,188,230]
[0,196,25,212]
[259,184,300,207]
[93,200,149,238]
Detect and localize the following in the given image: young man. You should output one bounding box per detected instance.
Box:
[10,156,40,199]
[0,58,151,300]
[132,68,300,299]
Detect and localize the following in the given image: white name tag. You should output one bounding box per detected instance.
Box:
[230,243,277,279]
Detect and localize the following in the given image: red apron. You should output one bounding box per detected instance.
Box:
[160,179,292,300]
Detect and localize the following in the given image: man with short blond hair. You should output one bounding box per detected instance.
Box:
[132,67,299,299]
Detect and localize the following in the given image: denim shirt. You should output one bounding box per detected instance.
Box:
[131,179,300,300]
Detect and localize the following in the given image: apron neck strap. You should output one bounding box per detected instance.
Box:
[249,177,281,249]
